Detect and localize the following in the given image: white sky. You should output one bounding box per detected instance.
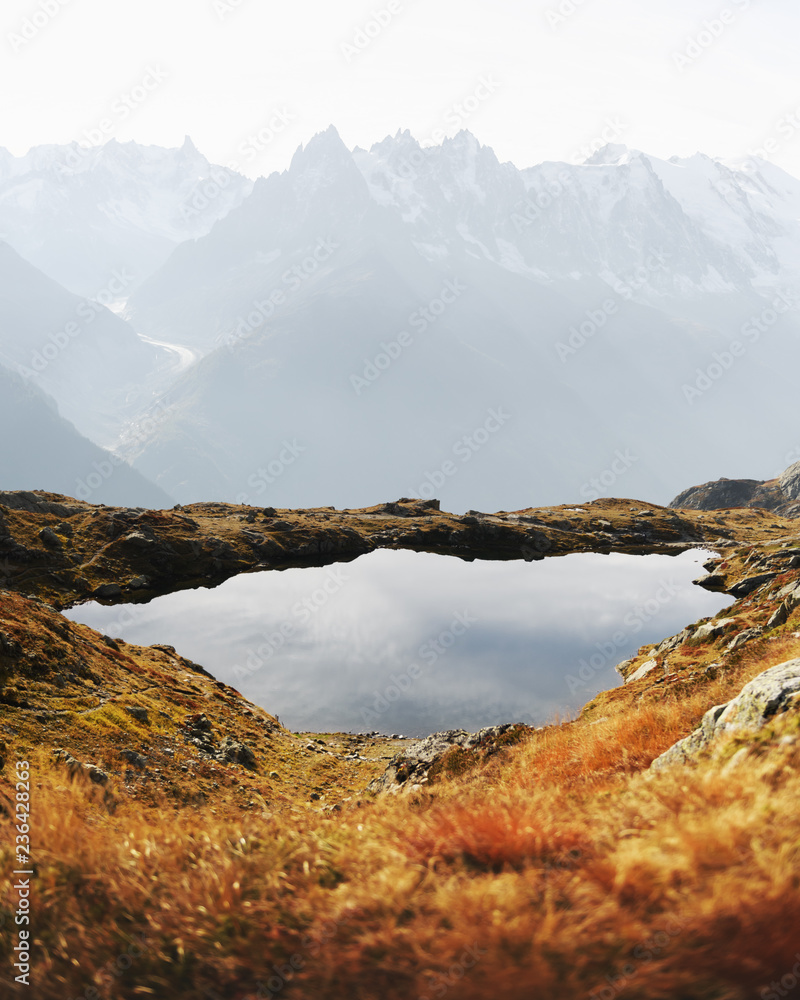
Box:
[1,0,799,178]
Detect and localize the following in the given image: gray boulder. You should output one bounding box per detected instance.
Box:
[368,724,520,794]
[728,574,777,598]
[125,706,150,723]
[53,748,109,784]
[779,460,800,501]
[693,618,737,641]
[766,580,800,629]
[652,658,800,770]
[38,526,62,548]
[121,749,147,769]
[626,658,659,684]
[219,737,257,770]
[726,627,763,652]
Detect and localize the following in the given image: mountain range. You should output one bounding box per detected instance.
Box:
[2,129,800,510]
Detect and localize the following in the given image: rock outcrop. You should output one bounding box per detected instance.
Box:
[780,461,800,502]
[0,490,793,609]
[0,587,405,809]
[670,461,800,517]
[53,748,110,784]
[651,659,800,769]
[368,724,529,794]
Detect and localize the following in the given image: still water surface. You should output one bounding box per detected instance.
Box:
[65,548,733,736]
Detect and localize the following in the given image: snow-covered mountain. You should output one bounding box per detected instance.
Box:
[127,127,800,356]
[0,363,172,508]
[4,127,800,511]
[356,134,800,300]
[0,137,252,299]
[117,127,800,510]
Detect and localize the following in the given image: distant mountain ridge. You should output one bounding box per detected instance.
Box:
[118,128,800,509]
[3,128,800,511]
[0,241,167,448]
[0,363,172,508]
[0,137,252,298]
[128,128,800,358]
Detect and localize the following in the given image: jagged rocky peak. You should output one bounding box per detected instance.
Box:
[289,125,352,170]
[285,124,369,206]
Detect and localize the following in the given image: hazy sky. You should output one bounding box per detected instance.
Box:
[2,0,799,178]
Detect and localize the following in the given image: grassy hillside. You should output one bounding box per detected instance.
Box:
[2,494,800,998]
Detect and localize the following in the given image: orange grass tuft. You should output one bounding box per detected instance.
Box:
[3,707,800,999]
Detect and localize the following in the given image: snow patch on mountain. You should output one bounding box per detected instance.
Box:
[348,132,800,301]
[0,137,253,297]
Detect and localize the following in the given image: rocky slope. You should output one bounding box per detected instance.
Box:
[0,369,173,509]
[2,489,800,801]
[669,459,800,517]
[0,587,405,812]
[651,658,800,770]
[2,491,797,611]
[0,241,166,447]
[3,490,800,998]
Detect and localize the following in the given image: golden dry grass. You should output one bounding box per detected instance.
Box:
[2,501,800,998]
[3,691,800,1000]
